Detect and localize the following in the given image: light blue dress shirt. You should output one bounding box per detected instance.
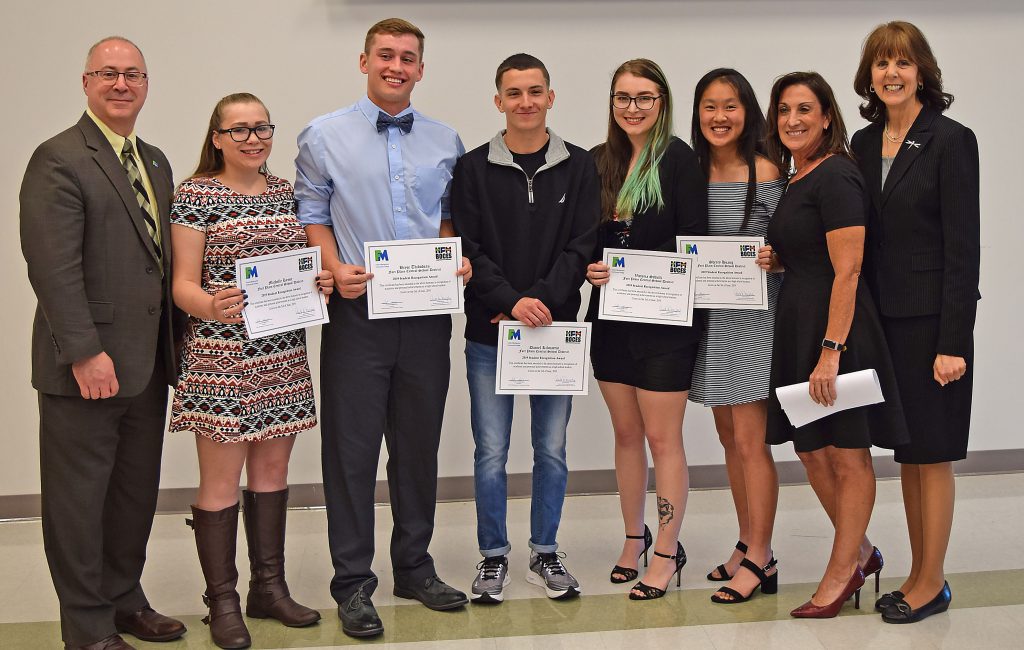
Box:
[295,95,464,265]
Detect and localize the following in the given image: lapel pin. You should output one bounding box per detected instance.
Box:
[905,140,921,149]
[152,160,159,167]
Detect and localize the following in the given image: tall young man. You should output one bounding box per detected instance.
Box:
[451,54,600,603]
[295,18,470,639]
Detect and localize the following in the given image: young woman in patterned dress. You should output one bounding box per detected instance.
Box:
[688,69,784,604]
[170,93,332,648]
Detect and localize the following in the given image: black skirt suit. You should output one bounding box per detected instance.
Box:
[585,137,709,391]
[852,106,980,464]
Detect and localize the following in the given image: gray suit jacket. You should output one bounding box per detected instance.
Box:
[20,113,179,397]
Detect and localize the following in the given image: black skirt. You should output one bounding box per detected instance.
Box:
[881,314,972,464]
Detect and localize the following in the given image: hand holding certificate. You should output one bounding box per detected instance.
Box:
[675,236,769,310]
[236,246,330,339]
[495,322,592,395]
[597,248,697,327]
[775,369,885,428]
[364,237,464,319]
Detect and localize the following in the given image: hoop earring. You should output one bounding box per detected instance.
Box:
[869,85,875,94]
[918,82,924,90]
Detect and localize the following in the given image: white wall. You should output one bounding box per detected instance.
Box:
[1,1,1019,496]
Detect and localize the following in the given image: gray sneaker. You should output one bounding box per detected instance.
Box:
[527,551,580,599]
[471,556,510,603]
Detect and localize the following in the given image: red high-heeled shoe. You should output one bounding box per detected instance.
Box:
[791,568,865,618]
[861,546,883,593]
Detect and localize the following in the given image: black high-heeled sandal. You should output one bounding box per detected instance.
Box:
[710,557,778,604]
[628,541,686,600]
[706,540,747,581]
[610,524,653,584]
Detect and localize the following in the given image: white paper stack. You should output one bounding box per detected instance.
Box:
[775,369,884,428]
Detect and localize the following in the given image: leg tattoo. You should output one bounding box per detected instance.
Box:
[657,496,675,530]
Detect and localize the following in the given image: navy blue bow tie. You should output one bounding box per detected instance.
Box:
[376,111,414,134]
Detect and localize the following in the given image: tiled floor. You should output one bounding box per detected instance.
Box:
[2,473,1023,648]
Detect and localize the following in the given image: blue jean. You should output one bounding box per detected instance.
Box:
[465,340,572,557]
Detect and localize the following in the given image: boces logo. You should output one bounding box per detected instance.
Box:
[670,260,688,274]
[683,243,699,255]
[508,329,521,341]
[565,330,583,344]
[435,246,453,260]
[298,256,314,272]
[612,256,626,268]
[739,244,757,258]
[244,265,258,280]
[374,249,389,262]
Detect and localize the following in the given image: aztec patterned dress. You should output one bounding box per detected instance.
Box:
[169,175,317,443]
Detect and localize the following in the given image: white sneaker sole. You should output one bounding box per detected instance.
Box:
[525,570,581,600]
[471,573,511,603]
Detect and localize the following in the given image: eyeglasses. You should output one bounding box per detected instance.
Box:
[611,94,662,111]
[215,125,276,142]
[85,70,148,86]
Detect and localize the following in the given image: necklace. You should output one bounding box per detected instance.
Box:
[883,123,907,144]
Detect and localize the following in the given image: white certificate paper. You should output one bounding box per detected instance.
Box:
[364,237,464,319]
[775,369,885,428]
[236,246,329,339]
[676,236,769,310]
[495,322,592,395]
[597,248,697,327]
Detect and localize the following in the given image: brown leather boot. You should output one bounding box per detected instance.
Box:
[187,504,252,649]
[242,489,321,627]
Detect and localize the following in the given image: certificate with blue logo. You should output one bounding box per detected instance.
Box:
[236,246,329,339]
[598,248,697,327]
[675,236,769,310]
[364,237,464,319]
[495,322,592,395]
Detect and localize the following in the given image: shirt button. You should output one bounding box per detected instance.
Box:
[395,207,402,212]
[394,175,400,180]
[145,266,154,274]
[148,306,156,315]
[391,145,397,149]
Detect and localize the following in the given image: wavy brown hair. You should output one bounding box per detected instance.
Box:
[766,72,850,174]
[188,92,270,181]
[365,17,425,58]
[854,21,954,124]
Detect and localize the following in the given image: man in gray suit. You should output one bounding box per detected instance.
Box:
[19,36,185,650]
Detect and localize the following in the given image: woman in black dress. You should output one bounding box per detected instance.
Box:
[852,21,980,624]
[758,72,908,618]
[586,59,707,600]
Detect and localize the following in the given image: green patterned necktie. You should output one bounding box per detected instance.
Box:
[120,139,162,265]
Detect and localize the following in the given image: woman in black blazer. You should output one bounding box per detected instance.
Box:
[851,21,980,624]
[586,59,707,600]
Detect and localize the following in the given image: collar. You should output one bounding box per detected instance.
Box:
[487,128,570,168]
[86,107,139,157]
[358,95,415,128]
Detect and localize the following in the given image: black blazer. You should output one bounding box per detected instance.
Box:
[851,106,980,357]
[585,137,708,357]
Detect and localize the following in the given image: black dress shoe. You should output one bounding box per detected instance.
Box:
[338,579,383,638]
[874,589,905,612]
[393,575,468,611]
[114,606,186,642]
[66,634,135,649]
[882,582,951,624]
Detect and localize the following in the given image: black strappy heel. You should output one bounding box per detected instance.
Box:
[710,557,778,604]
[610,524,653,584]
[707,540,747,581]
[628,541,687,600]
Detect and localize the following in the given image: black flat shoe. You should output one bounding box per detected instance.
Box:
[707,540,747,581]
[874,589,905,612]
[338,579,383,638]
[394,574,468,611]
[610,524,653,584]
[710,557,778,604]
[882,582,951,624]
[629,542,686,601]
